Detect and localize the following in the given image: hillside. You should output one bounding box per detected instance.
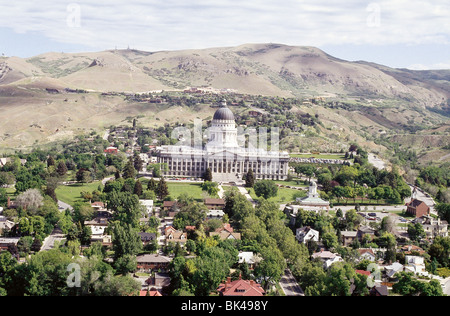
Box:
[0,43,448,158]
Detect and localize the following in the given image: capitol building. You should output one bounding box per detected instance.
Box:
[157,101,290,183]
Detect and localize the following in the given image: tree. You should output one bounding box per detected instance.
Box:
[122,157,136,179]
[203,168,212,182]
[407,223,426,242]
[254,246,286,290]
[192,248,232,296]
[253,180,278,199]
[15,189,44,213]
[56,161,68,177]
[156,177,169,201]
[133,180,143,197]
[93,272,141,296]
[436,203,450,223]
[201,181,219,197]
[112,222,143,262]
[245,169,255,188]
[76,168,91,183]
[107,191,141,227]
[393,272,443,296]
[47,156,55,168]
[147,178,157,192]
[133,153,143,172]
[294,164,316,183]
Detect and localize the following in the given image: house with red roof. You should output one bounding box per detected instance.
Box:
[139,289,162,297]
[217,277,265,297]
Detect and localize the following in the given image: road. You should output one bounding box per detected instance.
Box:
[368,153,387,171]
[41,229,66,251]
[58,200,73,211]
[279,269,304,296]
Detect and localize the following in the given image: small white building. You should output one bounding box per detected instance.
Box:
[207,209,225,220]
[296,226,319,244]
[238,251,262,269]
[404,255,428,276]
[311,250,343,269]
[295,181,330,211]
[140,200,154,216]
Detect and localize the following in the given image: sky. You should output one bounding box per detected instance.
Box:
[0,0,449,70]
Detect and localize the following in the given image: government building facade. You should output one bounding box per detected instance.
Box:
[157,101,290,183]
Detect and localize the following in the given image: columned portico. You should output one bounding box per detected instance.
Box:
[158,101,290,183]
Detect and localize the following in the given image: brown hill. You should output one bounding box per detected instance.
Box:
[0,43,448,152]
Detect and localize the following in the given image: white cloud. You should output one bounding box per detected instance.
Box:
[0,0,449,51]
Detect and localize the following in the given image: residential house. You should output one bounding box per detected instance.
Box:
[146,273,171,289]
[204,198,225,210]
[165,226,187,246]
[370,285,389,296]
[412,215,448,239]
[136,254,171,271]
[0,237,20,252]
[140,200,154,216]
[217,277,265,297]
[207,209,225,220]
[405,199,430,218]
[0,216,15,235]
[90,235,112,246]
[357,248,376,262]
[238,251,262,270]
[84,217,111,246]
[341,231,358,247]
[104,147,119,154]
[84,217,109,237]
[163,201,177,212]
[404,255,428,276]
[91,201,105,210]
[357,226,376,242]
[295,226,319,244]
[215,223,234,234]
[139,289,162,297]
[311,250,343,269]
[139,232,157,245]
[210,230,241,241]
[400,245,426,255]
[384,262,404,280]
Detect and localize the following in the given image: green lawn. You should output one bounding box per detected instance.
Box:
[290,153,346,160]
[248,186,306,204]
[56,181,103,206]
[274,180,308,187]
[167,183,205,201]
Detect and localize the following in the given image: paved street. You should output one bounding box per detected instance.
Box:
[58,200,73,211]
[279,269,304,296]
[41,230,66,251]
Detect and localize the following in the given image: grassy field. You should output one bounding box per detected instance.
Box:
[167,183,205,201]
[248,186,306,204]
[56,181,103,206]
[290,153,346,159]
[274,180,308,187]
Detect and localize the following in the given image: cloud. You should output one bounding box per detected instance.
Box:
[0,0,449,52]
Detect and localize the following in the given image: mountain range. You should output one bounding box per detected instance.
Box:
[0,43,448,159]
